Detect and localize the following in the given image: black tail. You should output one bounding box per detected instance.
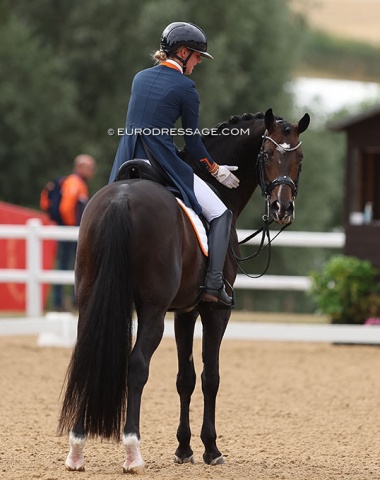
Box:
[58,200,134,441]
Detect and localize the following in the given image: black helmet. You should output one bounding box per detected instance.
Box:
[160,22,213,60]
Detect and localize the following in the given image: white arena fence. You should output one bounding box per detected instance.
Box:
[1,218,380,346]
[0,218,345,318]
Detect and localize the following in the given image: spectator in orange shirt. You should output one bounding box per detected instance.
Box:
[54,154,96,310]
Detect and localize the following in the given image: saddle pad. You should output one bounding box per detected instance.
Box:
[176,198,208,256]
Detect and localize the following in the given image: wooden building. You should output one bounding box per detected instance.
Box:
[330,105,380,270]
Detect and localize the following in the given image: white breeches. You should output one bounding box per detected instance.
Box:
[136,159,227,222]
[193,174,227,222]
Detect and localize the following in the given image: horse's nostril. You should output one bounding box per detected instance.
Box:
[271,201,280,213]
[271,200,293,220]
[286,202,294,214]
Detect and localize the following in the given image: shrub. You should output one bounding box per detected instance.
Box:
[309,255,380,324]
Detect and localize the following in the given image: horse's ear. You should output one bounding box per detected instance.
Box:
[297,113,310,134]
[264,108,276,131]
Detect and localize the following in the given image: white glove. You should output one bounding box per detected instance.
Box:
[212,165,240,189]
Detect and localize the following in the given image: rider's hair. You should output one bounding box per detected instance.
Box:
[153,46,186,64]
[152,50,167,63]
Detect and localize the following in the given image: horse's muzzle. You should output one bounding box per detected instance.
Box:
[270,200,294,224]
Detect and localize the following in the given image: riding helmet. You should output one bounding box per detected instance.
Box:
[160,22,213,59]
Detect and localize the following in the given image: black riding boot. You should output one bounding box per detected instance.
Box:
[201,209,233,308]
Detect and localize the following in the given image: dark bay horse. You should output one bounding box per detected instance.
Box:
[58,108,310,473]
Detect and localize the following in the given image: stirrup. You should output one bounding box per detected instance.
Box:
[201,285,234,309]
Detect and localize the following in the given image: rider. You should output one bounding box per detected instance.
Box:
[109,22,239,308]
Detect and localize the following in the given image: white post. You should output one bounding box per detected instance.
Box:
[26,218,42,317]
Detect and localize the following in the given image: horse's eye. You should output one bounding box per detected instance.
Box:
[263,151,271,162]
[296,152,304,161]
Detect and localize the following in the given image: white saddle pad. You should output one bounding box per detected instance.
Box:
[176,198,208,256]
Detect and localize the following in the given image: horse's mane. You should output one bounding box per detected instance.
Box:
[203,112,265,137]
[203,111,291,137]
[181,111,292,173]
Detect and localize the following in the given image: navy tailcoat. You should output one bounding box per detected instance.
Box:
[109,64,216,214]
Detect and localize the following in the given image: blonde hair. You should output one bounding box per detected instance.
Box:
[152,50,167,63]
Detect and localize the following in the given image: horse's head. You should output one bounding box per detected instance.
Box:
[257,108,310,224]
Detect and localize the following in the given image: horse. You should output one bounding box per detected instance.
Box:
[58,108,310,473]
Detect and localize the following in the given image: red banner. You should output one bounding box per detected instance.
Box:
[0,201,57,311]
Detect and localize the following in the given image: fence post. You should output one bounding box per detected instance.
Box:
[26,218,42,317]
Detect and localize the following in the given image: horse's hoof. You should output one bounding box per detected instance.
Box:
[173,454,195,464]
[209,455,225,466]
[122,462,145,474]
[65,461,85,472]
[122,434,145,474]
[65,432,86,471]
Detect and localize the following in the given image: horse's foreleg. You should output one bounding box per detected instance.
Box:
[173,310,198,464]
[200,309,230,465]
[122,311,165,474]
[65,415,86,471]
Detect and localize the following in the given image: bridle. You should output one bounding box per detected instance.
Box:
[231,129,303,279]
[257,129,302,202]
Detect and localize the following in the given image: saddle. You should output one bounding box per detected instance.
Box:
[116,159,168,184]
[116,159,209,257]
[116,159,183,199]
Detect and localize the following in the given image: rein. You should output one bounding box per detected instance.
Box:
[231,214,290,279]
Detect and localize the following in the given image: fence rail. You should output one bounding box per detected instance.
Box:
[0,218,345,317]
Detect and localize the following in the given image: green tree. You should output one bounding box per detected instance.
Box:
[0,13,82,207]
[1,0,308,201]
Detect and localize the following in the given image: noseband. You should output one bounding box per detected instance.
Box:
[257,130,302,199]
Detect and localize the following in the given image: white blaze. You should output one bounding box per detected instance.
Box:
[276,143,290,152]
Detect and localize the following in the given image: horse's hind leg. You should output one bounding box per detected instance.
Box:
[65,414,86,471]
[173,310,198,464]
[199,307,230,465]
[122,308,166,474]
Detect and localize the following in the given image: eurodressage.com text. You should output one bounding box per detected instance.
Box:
[108,127,250,136]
